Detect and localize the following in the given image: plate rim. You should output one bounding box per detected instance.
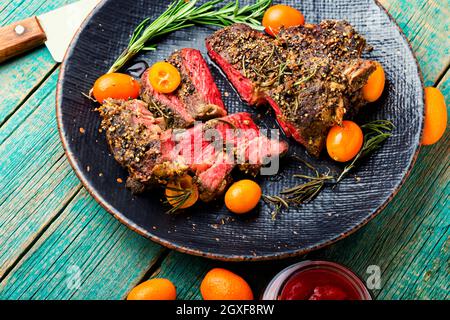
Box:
[55,0,425,261]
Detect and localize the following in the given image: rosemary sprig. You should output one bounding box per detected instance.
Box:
[263,157,333,220]
[149,100,170,119]
[262,195,288,220]
[109,0,272,73]
[261,61,287,87]
[257,44,276,73]
[263,120,395,218]
[242,55,248,77]
[294,65,318,86]
[165,186,194,214]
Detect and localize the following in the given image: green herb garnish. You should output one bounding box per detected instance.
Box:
[294,65,318,86]
[263,157,334,220]
[109,0,272,73]
[165,186,194,214]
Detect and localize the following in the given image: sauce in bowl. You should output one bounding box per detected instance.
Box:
[280,268,361,300]
[263,261,371,300]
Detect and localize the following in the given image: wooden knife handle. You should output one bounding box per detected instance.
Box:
[0,17,47,63]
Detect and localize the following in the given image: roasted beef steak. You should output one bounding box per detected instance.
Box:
[141,48,227,128]
[98,99,287,201]
[206,21,376,156]
[97,99,188,189]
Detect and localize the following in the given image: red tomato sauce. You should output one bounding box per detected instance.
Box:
[279,268,361,300]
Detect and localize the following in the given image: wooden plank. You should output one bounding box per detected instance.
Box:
[0,67,165,298]
[0,190,165,300]
[0,0,75,26]
[375,71,450,300]
[151,252,209,300]
[0,70,82,278]
[149,71,450,300]
[378,0,450,86]
[0,0,73,125]
[0,48,55,125]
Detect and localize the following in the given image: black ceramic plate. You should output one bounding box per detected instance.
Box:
[56,0,423,261]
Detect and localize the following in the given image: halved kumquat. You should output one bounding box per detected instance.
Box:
[149,61,181,93]
[165,175,199,211]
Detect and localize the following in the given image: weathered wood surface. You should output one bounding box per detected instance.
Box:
[0,0,448,300]
[378,0,449,86]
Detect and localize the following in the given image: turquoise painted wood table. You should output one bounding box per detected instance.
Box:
[0,0,448,300]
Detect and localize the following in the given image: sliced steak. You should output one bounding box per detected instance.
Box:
[140,74,195,128]
[195,112,288,201]
[99,100,288,201]
[196,152,235,202]
[206,21,376,157]
[270,21,376,155]
[166,112,288,201]
[169,48,227,119]
[204,112,289,174]
[141,48,226,128]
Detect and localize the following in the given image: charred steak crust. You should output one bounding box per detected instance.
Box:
[97,99,188,193]
[99,49,289,202]
[141,48,226,129]
[206,21,376,157]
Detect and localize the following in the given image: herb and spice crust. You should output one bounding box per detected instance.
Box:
[206,20,377,157]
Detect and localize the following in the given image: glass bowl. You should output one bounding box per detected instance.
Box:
[262,260,372,300]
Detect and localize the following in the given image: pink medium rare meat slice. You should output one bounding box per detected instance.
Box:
[98,99,288,201]
[196,151,235,202]
[196,113,288,201]
[206,22,376,157]
[140,72,195,128]
[169,48,227,119]
[206,24,268,106]
[203,112,289,174]
[141,48,226,128]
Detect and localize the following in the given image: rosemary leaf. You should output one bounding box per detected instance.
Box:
[262,195,288,220]
[263,120,394,218]
[109,0,272,73]
[166,188,193,214]
[294,65,318,86]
